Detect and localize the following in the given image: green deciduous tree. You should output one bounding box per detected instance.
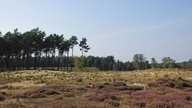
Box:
[161,57,176,68]
[74,56,86,71]
[132,54,147,70]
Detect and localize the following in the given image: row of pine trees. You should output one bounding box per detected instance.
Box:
[0,28,90,71]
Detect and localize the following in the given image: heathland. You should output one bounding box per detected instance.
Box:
[0,69,192,108]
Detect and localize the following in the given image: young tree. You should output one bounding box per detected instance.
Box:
[74,56,86,71]
[132,54,146,70]
[151,58,158,68]
[79,37,90,56]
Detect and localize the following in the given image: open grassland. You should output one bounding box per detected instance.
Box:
[0,69,192,108]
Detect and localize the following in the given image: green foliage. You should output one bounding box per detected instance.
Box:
[132,54,149,70]
[164,74,169,78]
[74,56,86,71]
[76,78,83,82]
[113,60,126,71]
[0,28,83,71]
[100,56,115,71]
[161,57,176,68]
[69,36,78,49]
[151,58,158,68]
[1,28,192,72]
[79,38,90,56]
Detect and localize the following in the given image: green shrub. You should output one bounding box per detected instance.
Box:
[77,78,83,82]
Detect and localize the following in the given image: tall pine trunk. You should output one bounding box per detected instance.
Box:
[70,47,74,71]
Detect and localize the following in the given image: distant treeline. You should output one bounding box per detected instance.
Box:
[0,28,192,71]
[85,55,192,71]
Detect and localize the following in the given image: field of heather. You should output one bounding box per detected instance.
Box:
[0,69,192,108]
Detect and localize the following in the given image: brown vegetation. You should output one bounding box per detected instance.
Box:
[0,69,192,107]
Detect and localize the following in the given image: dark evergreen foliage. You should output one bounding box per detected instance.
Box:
[0,28,191,71]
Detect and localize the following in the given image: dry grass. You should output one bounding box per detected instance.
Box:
[0,69,192,107]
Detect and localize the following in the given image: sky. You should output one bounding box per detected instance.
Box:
[0,0,192,62]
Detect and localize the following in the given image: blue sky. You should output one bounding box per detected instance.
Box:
[0,0,192,62]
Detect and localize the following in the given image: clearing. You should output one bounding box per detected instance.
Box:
[0,69,192,108]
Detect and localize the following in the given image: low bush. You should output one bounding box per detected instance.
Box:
[12,87,60,99]
[77,86,87,90]
[0,94,5,101]
[60,87,72,92]
[29,93,46,98]
[127,85,143,91]
[44,89,60,95]
[97,85,105,89]
[116,86,128,90]
[0,91,6,95]
[148,78,192,88]
[105,99,120,107]
[185,88,192,92]
[12,92,31,98]
[55,96,63,100]
[85,89,118,102]
[76,78,83,82]
[103,82,110,85]
[177,81,192,88]
[113,81,126,87]
[64,93,75,97]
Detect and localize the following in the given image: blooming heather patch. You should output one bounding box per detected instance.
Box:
[116,86,128,90]
[12,92,31,98]
[148,77,192,89]
[28,93,46,98]
[12,87,60,98]
[148,78,175,88]
[59,87,72,92]
[85,89,118,102]
[129,90,192,108]
[127,85,143,91]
